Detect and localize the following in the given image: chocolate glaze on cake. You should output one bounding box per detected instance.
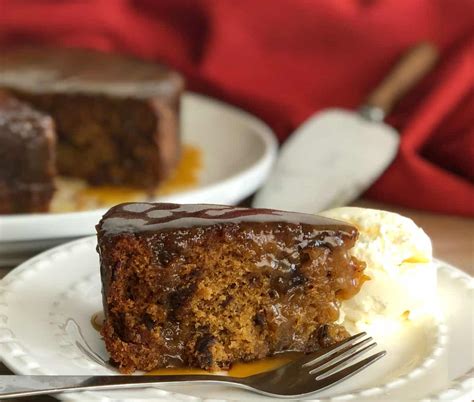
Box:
[0,92,56,213]
[97,203,366,373]
[99,202,356,235]
[0,47,182,97]
[0,48,184,188]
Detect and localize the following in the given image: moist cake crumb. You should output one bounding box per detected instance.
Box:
[97,203,366,373]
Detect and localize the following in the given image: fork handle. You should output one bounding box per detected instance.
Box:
[0,375,246,399]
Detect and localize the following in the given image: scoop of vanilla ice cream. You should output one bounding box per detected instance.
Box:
[319,207,438,330]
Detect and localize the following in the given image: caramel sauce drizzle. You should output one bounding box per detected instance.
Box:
[91,312,104,333]
[90,311,301,378]
[79,145,201,205]
[146,352,302,378]
[52,145,202,212]
[156,145,202,196]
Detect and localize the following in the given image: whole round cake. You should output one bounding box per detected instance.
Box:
[0,48,184,214]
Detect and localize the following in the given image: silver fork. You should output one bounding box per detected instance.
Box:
[0,332,385,399]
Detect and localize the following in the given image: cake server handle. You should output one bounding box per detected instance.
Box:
[0,374,249,399]
[359,42,439,122]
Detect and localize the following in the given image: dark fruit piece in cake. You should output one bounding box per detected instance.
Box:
[97,203,366,373]
[0,93,56,214]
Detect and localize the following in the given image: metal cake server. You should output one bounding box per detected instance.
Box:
[0,332,385,399]
[253,42,439,213]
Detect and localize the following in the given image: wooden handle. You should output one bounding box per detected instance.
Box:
[365,42,439,115]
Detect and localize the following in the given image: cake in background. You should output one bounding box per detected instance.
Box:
[0,92,56,214]
[0,47,184,213]
[320,207,438,332]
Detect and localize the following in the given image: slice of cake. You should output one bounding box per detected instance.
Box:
[0,93,56,213]
[0,47,184,189]
[96,202,366,373]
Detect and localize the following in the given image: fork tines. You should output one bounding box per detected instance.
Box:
[303,332,386,384]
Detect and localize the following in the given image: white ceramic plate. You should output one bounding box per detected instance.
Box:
[0,92,277,246]
[0,237,472,401]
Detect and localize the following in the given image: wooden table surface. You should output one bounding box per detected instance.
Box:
[1,200,473,401]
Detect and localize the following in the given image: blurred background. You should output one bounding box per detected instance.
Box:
[0,0,472,269]
[0,0,472,214]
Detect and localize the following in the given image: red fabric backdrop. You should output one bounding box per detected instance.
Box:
[1,0,473,215]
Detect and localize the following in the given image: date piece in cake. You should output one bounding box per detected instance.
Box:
[97,203,366,373]
[0,48,184,188]
[0,93,56,214]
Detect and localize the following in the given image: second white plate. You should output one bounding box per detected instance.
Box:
[0,92,277,243]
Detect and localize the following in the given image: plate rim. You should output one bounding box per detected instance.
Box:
[0,236,473,401]
[0,92,278,241]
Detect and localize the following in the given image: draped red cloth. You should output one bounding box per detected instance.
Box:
[1,0,472,215]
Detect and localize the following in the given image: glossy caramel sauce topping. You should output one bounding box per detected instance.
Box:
[50,145,201,212]
[98,201,356,236]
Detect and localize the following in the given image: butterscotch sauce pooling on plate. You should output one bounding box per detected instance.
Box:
[90,310,302,377]
[147,352,303,378]
[91,311,105,333]
[51,145,202,212]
